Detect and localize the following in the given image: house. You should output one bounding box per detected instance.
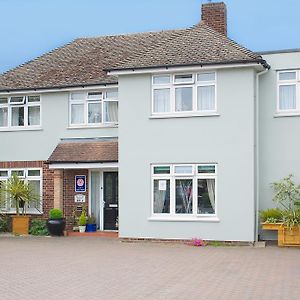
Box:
[0,2,299,242]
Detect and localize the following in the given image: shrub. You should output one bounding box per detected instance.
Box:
[260,208,283,223]
[78,212,87,226]
[0,215,9,232]
[87,214,96,224]
[29,219,49,236]
[49,208,63,219]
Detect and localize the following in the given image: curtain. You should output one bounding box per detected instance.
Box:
[206,179,215,211]
[104,101,118,122]
[154,89,170,113]
[153,180,169,213]
[28,106,40,126]
[0,107,8,127]
[279,85,296,110]
[88,102,102,123]
[11,107,24,126]
[71,104,84,124]
[176,179,193,213]
[175,87,192,111]
[198,85,215,110]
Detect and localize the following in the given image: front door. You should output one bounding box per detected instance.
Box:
[103,172,118,230]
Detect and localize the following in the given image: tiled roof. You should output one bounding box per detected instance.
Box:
[0,22,267,92]
[48,140,118,163]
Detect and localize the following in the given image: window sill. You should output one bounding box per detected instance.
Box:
[149,112,220,119]
[148,216,220,222]
[67,124,118,129]
[274,111,300,118]
[0,211,43,215]
[0,127,42,132]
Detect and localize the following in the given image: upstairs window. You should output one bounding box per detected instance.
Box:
[152,72,216,115]
[277,71,299,112]
[0,95,41,129]
[69,89,118,126]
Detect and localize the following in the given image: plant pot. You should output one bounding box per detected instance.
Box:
[278,226,300,247]
[86,223,97,232]
[79,225,86,233]
[261,223,283,231]
[47,218,66,236]
[12,215,30,235]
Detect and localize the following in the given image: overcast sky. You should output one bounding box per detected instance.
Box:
[0,0,299,74]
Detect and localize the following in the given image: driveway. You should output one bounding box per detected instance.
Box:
[0,237,299,300]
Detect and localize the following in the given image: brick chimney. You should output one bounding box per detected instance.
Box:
[201,2,227,36]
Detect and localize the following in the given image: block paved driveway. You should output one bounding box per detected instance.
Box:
[0,237,299,300]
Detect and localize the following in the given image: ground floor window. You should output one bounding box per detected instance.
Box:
[152,164,217,217]
[0,168,42,213]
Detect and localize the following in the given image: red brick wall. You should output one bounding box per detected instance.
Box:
[63,169,89,230]
[202,2,227,36]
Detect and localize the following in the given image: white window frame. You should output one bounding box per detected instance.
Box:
[69,89,118,127]
[151,163,217,220]
[0,168,43,214]
[0,95,42,130]
[277,70,300,114]
[151,72,217,117]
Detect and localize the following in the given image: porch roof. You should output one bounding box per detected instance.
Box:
[47,139,118,164]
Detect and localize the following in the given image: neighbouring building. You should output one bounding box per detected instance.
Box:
[0,2,299,242]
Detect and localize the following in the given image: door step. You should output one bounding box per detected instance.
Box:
[66,231,118,238]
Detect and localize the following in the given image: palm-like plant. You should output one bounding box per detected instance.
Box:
[1,174,40,215]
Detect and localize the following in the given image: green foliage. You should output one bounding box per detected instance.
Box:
[78,211,87,226]
[87,214,96,224]
[49,208,63,219]
[259,208,283,223]
[29,219,49,236]
[0,215,9,232]
[1,174,40,215]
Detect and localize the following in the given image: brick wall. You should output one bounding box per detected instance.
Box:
[201,2,227,36]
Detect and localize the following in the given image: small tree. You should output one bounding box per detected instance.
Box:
[1,174,40,215]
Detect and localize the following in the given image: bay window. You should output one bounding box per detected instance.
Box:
[152,164,217,218]
[152,72,216,115]
[69,89,118,126]
[0,168,43,213]
[0,95,41,129]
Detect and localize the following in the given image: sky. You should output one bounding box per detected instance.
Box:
[0,0,299,74]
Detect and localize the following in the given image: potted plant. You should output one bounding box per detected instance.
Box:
[86,214,97,232]
[261,175,300,246]
[78,211,87,233]
[47,208,66,236]
[1,174,40,235]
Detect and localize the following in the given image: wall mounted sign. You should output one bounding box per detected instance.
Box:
[158,180,167,191]
[75,175,86,192]
[74,194,86,203]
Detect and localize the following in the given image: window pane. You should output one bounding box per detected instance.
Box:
[105,90,118,99]
[28,106,40,126]
[88,92,102,100]
[198,165,215,174]
[175,179,193,214]
[198,179,215,214]
[11,107,24,126]
[197,72,215,81]
[0,180,7,209]
[10,96,25,104]
[197,85,215,111]
[28,96,40,103]
[153,179,170,214]
[153,166,170,174]
[104,101,118,122]
[174,74,193,83]
[11,170,24,177]
[88,102,102,123]
[28,170,41,177]
[279,85,296,110]
[174,165,193,174]
[279,72,296,81]
[0,107,8,127]
[175,87,193,111]
[0,97,8,104]
[71,104,84,124]
[0,171,8,177]
[70,92,85,100]
[153,89,170,113]
[153,75,170,84]
[28,180,41,209]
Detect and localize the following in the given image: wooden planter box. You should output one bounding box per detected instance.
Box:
[261,222,300,247]
[12,216,30,235]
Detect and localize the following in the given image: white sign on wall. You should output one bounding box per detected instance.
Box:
[74,194,86,203]
[158,180,167,191]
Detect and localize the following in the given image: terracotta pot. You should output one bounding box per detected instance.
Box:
[12,215,30,235]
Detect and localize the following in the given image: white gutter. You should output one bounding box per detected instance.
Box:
[255,68,269,242]
[108,63,265,76]
[49,162,119,170]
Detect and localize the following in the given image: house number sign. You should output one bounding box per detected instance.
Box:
[75,175,86,192]
[74,194,86,203]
